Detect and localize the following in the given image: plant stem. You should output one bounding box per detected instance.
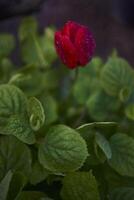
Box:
[72,68,79,84]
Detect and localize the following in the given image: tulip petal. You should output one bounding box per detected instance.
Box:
[75,27,96,66]
[55,32,77,69]
[62,21,81,43]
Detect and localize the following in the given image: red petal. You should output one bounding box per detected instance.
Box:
[55,31,78,69]
[62,21,81,43]
[75,27,96,66]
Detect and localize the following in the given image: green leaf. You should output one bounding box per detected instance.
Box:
[87,90,120,121]
[10,65,46,96]
[77,122,118,134]
[110,187,134,200]
[73,63,100,105]
[108,133,134,177]
[40,27,57,65]
[30,161,49,185]
[0,84,35,144]
[0,136,32,181]
[119,87,131,102]
[6,115,36,144]
[0,171,13,200]
[77,124,100,166]
[19,17,38,41]
[77,123,117,166]
[20,36,48,67]
[0,58,14,84]
[104,166,134,191]
[38,125,88,173]
[101,57,134,97]
[39,95,58,125]
[28,97,45,131]
[95,132,112,159]
[125,104,134,120]
[6,172,26,200]
[0,34,15,58]
[16,191,46,200]
[61,171,100,200]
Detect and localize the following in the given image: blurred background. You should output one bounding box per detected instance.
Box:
[0,0,134,65]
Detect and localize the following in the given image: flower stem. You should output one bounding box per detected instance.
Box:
[72,68,79,84]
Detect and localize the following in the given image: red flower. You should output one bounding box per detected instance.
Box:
[55,21,96,69]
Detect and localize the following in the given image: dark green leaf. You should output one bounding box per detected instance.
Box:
[0,136,32,181]
[0,34,15,58]
[38,125,88,173]
[108,133,134,177]
[61,171,100,200]
[28,97,45,131]
[0,84,35,144]
[95,132,112,159]
[30,161,49,185]
[110,187,134,200]
[0,171,13,200]
[101,57,134,98]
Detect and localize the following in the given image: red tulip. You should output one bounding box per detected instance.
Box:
[55,21,96,69]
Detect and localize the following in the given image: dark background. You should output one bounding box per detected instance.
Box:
[0,0,134,65]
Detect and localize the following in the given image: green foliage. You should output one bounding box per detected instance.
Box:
[0,136,32,181]
[0,34,15,58]
[95,132,112,160]
[108,133,134,177]
[30,161,49,185]
[0,84,35,144]
[0,171,13,200]
[125,104,134,120]
[101,57,134,99]
[110,187,134,200]
[28,97,45,131]
[38,125,88,173]
[61,171,100,200]
[0,16,134,199]
[16,192,47,200]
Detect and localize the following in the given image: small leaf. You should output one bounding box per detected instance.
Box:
[61,171,100,200]
[95,132,112,159]
[38,125,88,173]
[19,17,38,41]
[108,133,134,177]
[0,58,14,84]
[104,166,134,190]
[0,34,15,58]
[6,172,26,200]
[101,57,134,97]
[0,84,35,144]
[28,97,45,131]
[110,187,134,200]
[16,191,46,200]
[77,122,117,166]
[40,27,57,65]
[77,125,101,166]
[0,171,13,200]
[77,122,118,132]
[10,65,46,96]
[73,63,100,105]
[125,104,134,120]
[39,95,58,125]
[0,136,32,181]
[30,162,49,185]
[87,90,120,121]
[119,87,131,102]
